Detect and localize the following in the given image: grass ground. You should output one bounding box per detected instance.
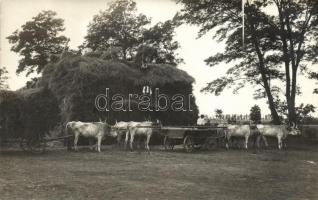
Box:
[1,146,318,200]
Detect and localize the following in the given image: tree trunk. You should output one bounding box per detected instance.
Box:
[288,68,297,124]
[246,10,281,124]
[277,1,302,125]
[258,62,281,125]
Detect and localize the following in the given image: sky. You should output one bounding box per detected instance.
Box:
[0,0,317,117]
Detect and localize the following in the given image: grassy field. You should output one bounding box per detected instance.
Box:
[1,146,318,200]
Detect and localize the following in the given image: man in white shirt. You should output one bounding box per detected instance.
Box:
[197,115,206,126]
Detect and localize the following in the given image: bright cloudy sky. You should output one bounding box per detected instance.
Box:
[0,0,317,117]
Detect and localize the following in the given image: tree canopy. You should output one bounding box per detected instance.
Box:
[176,0,318,124]
[83,0,182,65]
[7,10,68,75]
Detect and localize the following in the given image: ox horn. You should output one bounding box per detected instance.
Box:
[291,122,296,129]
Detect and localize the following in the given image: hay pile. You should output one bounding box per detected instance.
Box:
[42,55,198,125]
[0,87,60,139]
[19,87,60,137]
[0,90,23,139]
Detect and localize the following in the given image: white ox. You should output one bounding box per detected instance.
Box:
[125,121,156,153]
[224,125,251,149]
[66,121,117,152]
[256,124,300,149]
[110,121,131,147]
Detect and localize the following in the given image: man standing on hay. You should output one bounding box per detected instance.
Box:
[197,115,207,126]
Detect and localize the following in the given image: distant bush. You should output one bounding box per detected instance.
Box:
[250,105,261,124]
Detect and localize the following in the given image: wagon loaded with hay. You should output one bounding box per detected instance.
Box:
[39,55,198,127]
[0,54,199,152]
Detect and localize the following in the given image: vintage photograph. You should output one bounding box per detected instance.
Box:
[0,0,318,199]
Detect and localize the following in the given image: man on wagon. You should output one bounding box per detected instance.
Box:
[197,115,207,126]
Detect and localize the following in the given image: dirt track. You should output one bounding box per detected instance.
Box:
[1,147,318,200]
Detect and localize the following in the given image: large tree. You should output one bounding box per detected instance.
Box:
[7,10,68,75]
[136,20,183,65]
[176,0,318,124]
[84,0,181,65]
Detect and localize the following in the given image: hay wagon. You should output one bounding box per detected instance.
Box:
[160,126,226,152]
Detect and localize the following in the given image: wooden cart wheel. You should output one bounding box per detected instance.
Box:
[27,135,46,154]
[183,135,194,152]
[164,136,174,150]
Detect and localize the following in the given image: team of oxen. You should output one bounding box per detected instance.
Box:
[65,120,301,152]
[220,123,300,150]
[65,120,159,152]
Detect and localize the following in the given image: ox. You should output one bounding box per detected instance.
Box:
[66,121,117,152]
[256,124,300,150]
[224,125,251,150]
[110,121,131,147]
[125,121,158,153]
